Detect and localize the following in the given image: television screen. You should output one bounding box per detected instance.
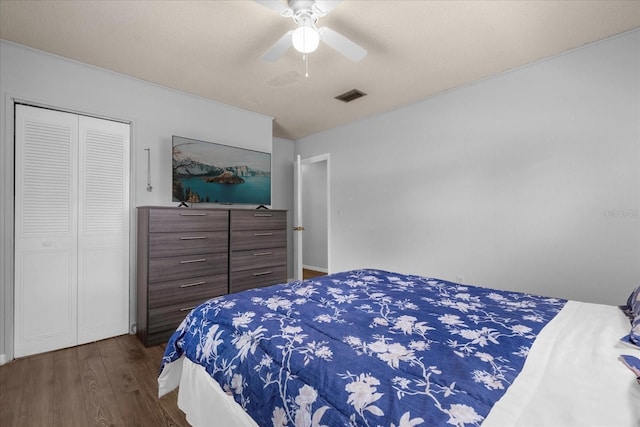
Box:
[172,136,271,206]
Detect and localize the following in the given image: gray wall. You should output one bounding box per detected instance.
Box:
[295,29,640,305]
[0,41,291,362]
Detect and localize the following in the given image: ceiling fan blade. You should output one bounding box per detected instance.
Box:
[262,30,294,62]
[313,0,342,16]
[253,0,292,17]
[318,26,367,62]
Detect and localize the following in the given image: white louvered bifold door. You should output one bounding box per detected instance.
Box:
[14,105,79,357]
[14,105,130,357]
[77,116,130,344]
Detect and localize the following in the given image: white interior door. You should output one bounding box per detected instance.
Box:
[77,116,130,344]
[293,155,303,280]
[14,105,79,357]
[14,105,130,357]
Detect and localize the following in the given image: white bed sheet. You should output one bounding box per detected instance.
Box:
[159,355,258,427]
[484,300,640,427]
[159,300,640,426]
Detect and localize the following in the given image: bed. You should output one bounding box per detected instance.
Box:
[158,269,640,426]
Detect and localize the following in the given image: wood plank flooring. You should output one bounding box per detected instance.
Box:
[0,334,189,427]
[303,268,326,280]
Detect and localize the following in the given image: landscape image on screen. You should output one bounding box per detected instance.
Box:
[172,136,271,205]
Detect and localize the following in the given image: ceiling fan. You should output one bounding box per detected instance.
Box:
[255,0,367,63]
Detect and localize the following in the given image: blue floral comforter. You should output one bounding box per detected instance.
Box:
[161,269,566,426]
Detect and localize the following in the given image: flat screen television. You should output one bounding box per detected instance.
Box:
[172,136,271,206]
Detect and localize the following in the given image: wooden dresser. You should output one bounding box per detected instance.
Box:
[229,210,288,293]
[136,206,287,346]
[136,207,229,346]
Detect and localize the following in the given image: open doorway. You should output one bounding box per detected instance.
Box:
[294,154,330,280]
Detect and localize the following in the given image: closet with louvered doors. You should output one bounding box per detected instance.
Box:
[14,104,130,358]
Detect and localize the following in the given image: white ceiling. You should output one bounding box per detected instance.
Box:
[1,0,639,140]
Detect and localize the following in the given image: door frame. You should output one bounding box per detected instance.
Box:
[293,153,331,280]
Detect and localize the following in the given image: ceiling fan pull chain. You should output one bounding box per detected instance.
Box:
[305,53,309,78]
[303,24,309,78]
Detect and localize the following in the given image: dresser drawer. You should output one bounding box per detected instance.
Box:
[230,264,287,293]
[230,229,287,251]
[149,208,228,233]
[149,231,228,258]
[230,247,287,272]
[147,297,214,345]
[230,210,286,231]
[148,273,228,309]
[148,252,228,283]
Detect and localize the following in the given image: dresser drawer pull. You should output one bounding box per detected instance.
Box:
[253,232,273,237]
[180,306,197,312]
[253,271,273,277]
[180,236,207,240]
[179,281,207,288]
[253,251,273,256]
[179,258,206,264]
[180,213,207,216]
[253,213,273,217]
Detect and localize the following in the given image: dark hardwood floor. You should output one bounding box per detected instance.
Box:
[303,268,326,280]
[0,334,189,427]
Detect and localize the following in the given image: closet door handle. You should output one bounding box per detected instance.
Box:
[253,213,273,217]
[253,232,273,237]
[179,281,206,288]
[180,306,197,312]
[180,258,206,264]
[180,236,207,240]
[180,213,207,216]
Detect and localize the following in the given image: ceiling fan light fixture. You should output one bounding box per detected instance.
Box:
[292,25,319,53]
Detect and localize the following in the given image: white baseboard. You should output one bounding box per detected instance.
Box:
[0,354,6,365]
[302,265,328,273]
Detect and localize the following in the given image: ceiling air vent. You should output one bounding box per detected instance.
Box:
[335,89,367,103]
